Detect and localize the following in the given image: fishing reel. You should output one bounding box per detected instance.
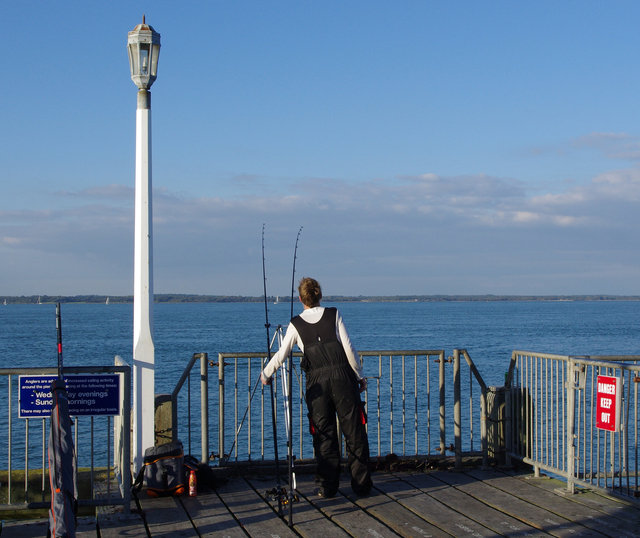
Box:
[265,486,299,505]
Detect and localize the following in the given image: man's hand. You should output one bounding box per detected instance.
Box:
[261,372,272,386]
[358,378,367,393]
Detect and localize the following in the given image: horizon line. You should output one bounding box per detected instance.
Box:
[2,293,640,304]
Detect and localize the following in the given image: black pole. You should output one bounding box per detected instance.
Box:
[262,225,282,515]
[56,302,63,379]
[288,226,302,527]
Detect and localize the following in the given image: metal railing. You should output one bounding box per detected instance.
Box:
[453,349,489,467]
[0,362,131,511]
[205,348,489,466]
[9,345,637,512]
[505,351,640,499]
[170,352,209,462]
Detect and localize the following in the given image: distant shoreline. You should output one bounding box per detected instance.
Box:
[2,294,640,305]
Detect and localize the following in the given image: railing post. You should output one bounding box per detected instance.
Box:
[218,353,225,463]
[113,356,132,513]
[480,387,488,468]
[439,351,446,454]
[453,349,462,468]
[121,364,132,512]
[505,356,513,467]
[566,358,576,494]
[200,353,209,464]
[8,374,12,505]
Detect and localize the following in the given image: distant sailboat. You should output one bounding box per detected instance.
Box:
[37,296,42,305]
[3,299,6,306]
[274,295,280,304]
[105,297,110,305]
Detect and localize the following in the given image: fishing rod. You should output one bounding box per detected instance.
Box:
[222,226,281,463]
[223,226,302,522]
[276,326,299,491]
[277,328,296,494]
[286,226,302,527]
[262,225,284,515]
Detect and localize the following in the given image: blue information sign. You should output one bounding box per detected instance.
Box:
[19,374,120,418]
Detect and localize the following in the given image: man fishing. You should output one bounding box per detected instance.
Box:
[261,277,372,498]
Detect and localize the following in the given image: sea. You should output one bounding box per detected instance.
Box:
[2,299,639,391]
[1,300,639,468]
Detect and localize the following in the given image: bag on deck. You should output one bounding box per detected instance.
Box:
[132,440,186,497]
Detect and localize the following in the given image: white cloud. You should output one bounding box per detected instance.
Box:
[572,132,632,147]
[571,132,640,161]
[1,166,640,295]
[528,132,640,162]
[528,168,640,226]
[55,184,134,200]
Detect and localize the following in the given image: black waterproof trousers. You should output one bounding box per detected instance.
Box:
[306,366,371,495]
[292,308,372,495]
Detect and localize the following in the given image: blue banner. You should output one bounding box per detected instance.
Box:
[19,374,120,418]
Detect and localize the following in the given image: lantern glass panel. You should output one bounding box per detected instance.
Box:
[139,44,150,76]
[150,43,160,77]
[128,44,140,78]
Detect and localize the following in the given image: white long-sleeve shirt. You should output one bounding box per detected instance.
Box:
[262,306,363,381]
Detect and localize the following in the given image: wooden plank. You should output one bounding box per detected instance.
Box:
[96,499,148,537]
[217,476,298,537]
[0,517,96,537]
[246,475,350,538]
[470,469,640,537]
[506,469,640,516]
[429,470,605,537]
[294,475,401,537]
[179,491,247,538]
[97,511,149,537]
[385,471,543,538]
[75,516,98,536]
[343,473,451,538]
[401,471,551,537]
[137,494,198,536]
[0,518,50,537]
[468,469,627,532]
[372,473,494,537]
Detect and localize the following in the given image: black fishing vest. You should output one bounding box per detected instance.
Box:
[291,307,350,376]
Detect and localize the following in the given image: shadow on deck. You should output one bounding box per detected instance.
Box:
[3,461,640,537]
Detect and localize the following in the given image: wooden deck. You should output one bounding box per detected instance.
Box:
[4,465,640,537]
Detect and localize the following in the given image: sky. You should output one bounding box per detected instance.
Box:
[2,1,640,297]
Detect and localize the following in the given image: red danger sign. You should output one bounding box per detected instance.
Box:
[596,375,621,432]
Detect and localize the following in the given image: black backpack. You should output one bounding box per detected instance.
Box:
[132,440,185,497]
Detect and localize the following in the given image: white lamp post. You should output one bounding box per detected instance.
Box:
[127,16,160,471]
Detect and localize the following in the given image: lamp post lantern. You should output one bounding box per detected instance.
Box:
[127,16,160,471]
